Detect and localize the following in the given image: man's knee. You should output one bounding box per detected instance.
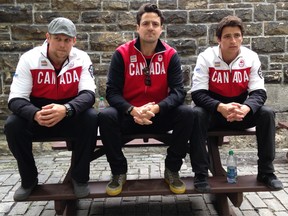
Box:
[98,107,118,123]
[4,115,26,136]
[79,108,98,128]
[192,106,208,122]
[259,106,275,120]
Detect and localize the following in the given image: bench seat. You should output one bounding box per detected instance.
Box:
[26,175,271,202]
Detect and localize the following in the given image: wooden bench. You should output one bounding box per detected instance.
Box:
[27,128,277,216]
[278,121,288,159]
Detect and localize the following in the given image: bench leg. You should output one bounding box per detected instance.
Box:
[54,150,75,215]
[207,136,243,215]
[228,192,243,207]
[54,200,67,215]
[62,200,77,216]
[214,194,238,216]
[207,136,226,176]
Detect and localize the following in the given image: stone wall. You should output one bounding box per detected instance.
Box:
[1,0,288,125]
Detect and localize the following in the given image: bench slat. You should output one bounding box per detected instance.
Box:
[50,128,256,150]
[25,175,272,201]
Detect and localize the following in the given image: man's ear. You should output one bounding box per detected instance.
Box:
[217,37,221,45]
[46,33,50,42]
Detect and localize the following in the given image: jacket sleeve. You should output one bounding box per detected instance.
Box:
[157,53,186,115]
[8,52,39,122]
[191,90,221,113]
[106,51,131,113]
[244,89,267,114]
[8,98,40,122]
[244,55,267,113]
[191,52,220,113]
[68,90,95,115]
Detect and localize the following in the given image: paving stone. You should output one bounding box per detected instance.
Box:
[263,198,286,211]
[246,194,267,208]
[189,196,206,210]
[29,203,45,212]
[90,199,105,215]
[239,199,254,210]
[40,209,56,216]
[273,190,288,206]
[275,212,288,216]
[258,209,275,216]
[8,202,30,215]
[0,202,14,214]
[257,191,274,199]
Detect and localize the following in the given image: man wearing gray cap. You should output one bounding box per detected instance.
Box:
[4,17,98,200]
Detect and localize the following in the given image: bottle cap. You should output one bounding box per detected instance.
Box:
[100,97,104,100]
[229,150,234,155]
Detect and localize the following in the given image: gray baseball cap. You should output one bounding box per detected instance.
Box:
[48,17,76,37]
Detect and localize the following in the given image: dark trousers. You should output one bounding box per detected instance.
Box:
[99,105,194,175]
[4,108,98,188]
[190,105,275,175]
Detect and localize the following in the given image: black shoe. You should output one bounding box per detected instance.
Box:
[257,173,283,190]
[14,178,38,201]
[71,178,90,198]
[194,174,211,193]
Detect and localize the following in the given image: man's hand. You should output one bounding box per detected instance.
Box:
[34,104,66,127]
[217,102,250,122]
[131,102,160,125]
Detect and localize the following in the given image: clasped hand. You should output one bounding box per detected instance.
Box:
[34,104,66,127]
[132,102,158,125]
[217,102,250,122]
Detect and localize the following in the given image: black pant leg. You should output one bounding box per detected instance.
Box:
[98,107,127,175]
[254,106,275,173]
[189,106,210,176]
[71,108,98,182]
[164,105,194,172]
[4,115,38,188]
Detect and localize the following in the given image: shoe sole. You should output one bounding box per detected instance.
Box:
[106,186,122,196]
[106,180,126,196]
[165,179,186,194]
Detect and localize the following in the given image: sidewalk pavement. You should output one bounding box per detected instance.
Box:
[0,137,287,216]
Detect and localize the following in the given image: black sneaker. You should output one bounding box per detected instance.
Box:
[257,173,283,190]
[194,174,211,193]
[164,168,186,194]
[106,174,126,196]
[14,178,38,201]
[71,178,90,198]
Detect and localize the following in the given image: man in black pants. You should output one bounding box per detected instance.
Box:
[190,15,283,190]
[99,3,210,197]
[4,17,98,200]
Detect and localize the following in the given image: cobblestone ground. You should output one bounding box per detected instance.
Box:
[0,135,287,216]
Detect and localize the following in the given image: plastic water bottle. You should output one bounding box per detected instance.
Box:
[98,97,106,111]
[226,150,237,183]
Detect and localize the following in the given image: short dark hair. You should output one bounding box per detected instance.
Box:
[136,3,164,25]
[216,15,244,39]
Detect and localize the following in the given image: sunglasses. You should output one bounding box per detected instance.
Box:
[143,67,151,86]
